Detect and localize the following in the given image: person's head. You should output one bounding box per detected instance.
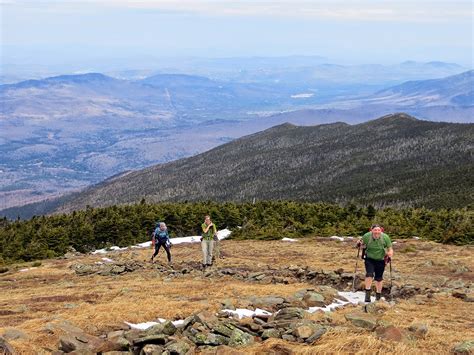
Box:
[204,215,211,224]
[370,224,383,238]
[159,222,167,230]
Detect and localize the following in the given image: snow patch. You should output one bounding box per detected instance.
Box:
[282,237,298,242]
[222,308,272,319]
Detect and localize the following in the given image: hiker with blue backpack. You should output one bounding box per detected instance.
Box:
[150,222,172,264]
[356,224,394,302]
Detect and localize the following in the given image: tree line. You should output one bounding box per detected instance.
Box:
[0,201,472,264]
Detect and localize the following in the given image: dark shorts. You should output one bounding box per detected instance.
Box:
[365,257,385,281]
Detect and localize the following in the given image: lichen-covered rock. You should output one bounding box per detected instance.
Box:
[345,312,378,331]
[228,329,254,347]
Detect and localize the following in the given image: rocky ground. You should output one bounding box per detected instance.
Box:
[0,237,473,354]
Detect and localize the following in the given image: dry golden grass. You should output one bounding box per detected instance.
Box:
[1,237,473,354]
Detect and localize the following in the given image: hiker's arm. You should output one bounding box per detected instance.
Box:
[203,224,212,233]
[386,247,393,258]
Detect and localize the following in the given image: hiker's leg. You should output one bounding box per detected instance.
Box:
[374,260,385,294]
[164,244,171,263]
[208,240,214,265]
[364,258,375,289]
[152,244,161,258]
[201,240,208,265]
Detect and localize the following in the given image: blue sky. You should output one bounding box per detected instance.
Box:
[1,0,473,69]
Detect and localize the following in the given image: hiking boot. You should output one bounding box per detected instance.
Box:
[365,289,372,303]
[376,292,382,301]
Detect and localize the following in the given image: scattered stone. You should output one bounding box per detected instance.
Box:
[376,325,404,342]
[408,323,429,339]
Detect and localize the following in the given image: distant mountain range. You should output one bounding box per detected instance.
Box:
[3,113,472,218]
[1,69,472,211]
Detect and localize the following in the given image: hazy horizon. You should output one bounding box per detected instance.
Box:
[1,0,473,78]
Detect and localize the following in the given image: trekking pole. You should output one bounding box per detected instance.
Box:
[389,259,393,297]
[352,245,360,292]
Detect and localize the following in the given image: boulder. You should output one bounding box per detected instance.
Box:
[195,311,220,329]
[345,312,378,331]
[250,296,285,311]
[302,292,325,307]
[58,333,105,353]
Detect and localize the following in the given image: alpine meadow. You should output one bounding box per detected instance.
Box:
[0,1,473,354]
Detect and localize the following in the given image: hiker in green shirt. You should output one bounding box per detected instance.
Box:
[201,215,217,268]
[357,224,394,302]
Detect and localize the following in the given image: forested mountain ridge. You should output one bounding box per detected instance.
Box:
[47,113,473,213]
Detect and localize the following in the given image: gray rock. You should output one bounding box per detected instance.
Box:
[166,338,195,354]
[2,328,28,340]
[293,325,314,339]
[302,292,325,307]
[261,329,281,340]
[281,334,296,342]
[274,307,305,321]
[453,340,474,354]
[132,334,168,346]
[407,323,428,338]
[345,312,377,331]
[228,329,254,347]
[251,296,285,311]
[305,328,327,344]
[195,311,219,329]
[145,324,164,336]
[162,320,177,336]
[140,344,164,355]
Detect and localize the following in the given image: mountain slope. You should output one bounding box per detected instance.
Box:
[51,113,474,213]
[362,70,474,107]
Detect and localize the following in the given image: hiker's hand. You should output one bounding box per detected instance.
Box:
[356,240,362,248]
[384,255,391,265]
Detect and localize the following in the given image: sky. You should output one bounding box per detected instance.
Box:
[1,0,473,72]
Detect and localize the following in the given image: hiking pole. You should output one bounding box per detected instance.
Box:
[389,259,393,298]
[352,245,361,292]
